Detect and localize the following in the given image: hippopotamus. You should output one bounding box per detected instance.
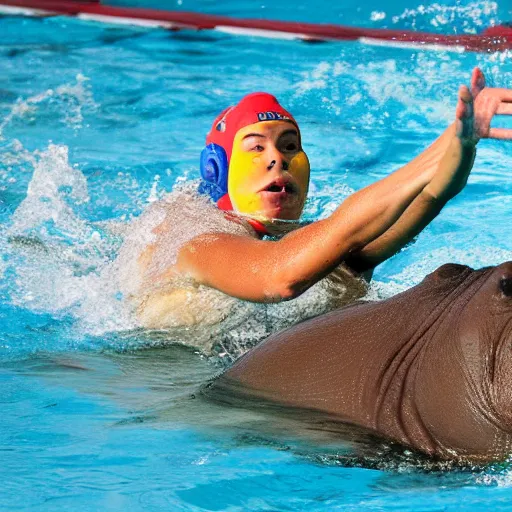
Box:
[205,262,512,462]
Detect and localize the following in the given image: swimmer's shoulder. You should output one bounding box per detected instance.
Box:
[148,186,257,239]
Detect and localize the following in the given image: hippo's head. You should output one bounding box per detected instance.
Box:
[414,262,512,460]
[208,260,512,462]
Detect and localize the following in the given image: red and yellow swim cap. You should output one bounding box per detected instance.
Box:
[200,92,300,205]
[199,92,309,230]
[207,92,299,161]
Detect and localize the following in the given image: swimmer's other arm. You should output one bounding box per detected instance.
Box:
[346,67,512,273]
[345,122,474,273]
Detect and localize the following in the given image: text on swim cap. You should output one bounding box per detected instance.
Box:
[257,111,291,122]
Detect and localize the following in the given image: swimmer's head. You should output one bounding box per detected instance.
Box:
[199,92,310,222]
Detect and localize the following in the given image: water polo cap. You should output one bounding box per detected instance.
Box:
[199,92,299,205]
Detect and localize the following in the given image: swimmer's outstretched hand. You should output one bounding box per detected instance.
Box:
[345,70,512,273]
[456,67,512,144]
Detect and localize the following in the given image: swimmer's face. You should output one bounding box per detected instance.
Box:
[228,120,310,221]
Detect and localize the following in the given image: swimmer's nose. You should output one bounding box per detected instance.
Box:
[267,158,289,172]
[266,145,290,172]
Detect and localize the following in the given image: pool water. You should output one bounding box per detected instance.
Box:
[2,0,512,509]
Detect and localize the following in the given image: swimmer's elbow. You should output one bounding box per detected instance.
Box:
[263,285,296,303]
[262,274,307,303]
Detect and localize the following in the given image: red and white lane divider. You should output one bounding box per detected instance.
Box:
[0,0,511,53]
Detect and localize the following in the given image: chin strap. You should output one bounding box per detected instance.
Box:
[217,194,268,236]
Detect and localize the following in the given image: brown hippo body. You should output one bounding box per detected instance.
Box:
[207,262,512,462]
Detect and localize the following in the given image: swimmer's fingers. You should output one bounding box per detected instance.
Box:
[470,67,486,100]
[474,93,512,139]
[495,88,512,102]
[487,128,512,140]
[455,85,475,141]
[456,85,473,118]
[460,77,512,140]
[496,101,512,115]
[471,88,512,140]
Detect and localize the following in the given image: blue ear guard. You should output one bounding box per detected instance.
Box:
[199,143,229,202]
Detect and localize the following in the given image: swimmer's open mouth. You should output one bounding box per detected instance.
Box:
[261,180,296,194]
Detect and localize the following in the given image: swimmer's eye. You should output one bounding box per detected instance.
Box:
[278,137,299,153]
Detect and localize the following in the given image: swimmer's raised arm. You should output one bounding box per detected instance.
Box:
[176,157,446,302]
[346,67,512,272]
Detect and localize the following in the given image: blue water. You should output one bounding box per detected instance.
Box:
[2,0,512,509]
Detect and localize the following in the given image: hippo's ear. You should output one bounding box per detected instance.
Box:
[429,263,472,281]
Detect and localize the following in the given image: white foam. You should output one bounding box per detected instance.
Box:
[370,11,386,22]
[373,246,512,297]
[391,1,499,33]
[10,144,88,234]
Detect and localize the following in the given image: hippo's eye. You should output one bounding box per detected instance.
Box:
[499,277,512,297]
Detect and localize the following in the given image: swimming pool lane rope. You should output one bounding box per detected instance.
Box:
[0,0,511,53]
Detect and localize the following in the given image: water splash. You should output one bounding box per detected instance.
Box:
[370,11,386,22]
[368,245,512,302]
[3,143,131,336]
[0,74,95,140]
[391,1,499,33]
[9,144,89,238]
[293,56,460,132]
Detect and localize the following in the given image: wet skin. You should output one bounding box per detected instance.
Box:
[206,262,512,462]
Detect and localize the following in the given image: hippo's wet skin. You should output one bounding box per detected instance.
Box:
[206,263,512,462]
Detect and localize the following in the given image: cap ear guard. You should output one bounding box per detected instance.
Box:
[199,143,229,202]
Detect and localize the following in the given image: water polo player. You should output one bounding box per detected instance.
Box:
[118,67,512,339]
